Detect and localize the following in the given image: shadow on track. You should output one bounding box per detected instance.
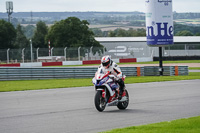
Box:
[102,109,153,114]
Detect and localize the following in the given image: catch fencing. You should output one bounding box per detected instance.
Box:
[1,46,200,64]
[0,66,188,81]
[0,47,105,63]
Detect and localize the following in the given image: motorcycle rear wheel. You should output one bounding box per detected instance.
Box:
[94,90,106,112]
[117,89,129,110]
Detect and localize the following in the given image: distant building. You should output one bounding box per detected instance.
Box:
[95,36,200,59]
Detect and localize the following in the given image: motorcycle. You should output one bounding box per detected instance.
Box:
[92,71,129,112]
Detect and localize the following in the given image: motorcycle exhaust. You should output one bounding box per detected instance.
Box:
[119,96,128,102]
[106,99,118,106]
[106,96,128,106]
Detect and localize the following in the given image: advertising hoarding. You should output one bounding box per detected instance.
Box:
[145,0,173,46]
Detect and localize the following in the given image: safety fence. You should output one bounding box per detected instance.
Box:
[0,47,106,63]
[0,66,188,81]
[143,66,188,76]
[2,46,200,64]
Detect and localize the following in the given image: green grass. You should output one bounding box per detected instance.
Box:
[119,60,200,65]
[46,64,99,67]
[0,78,92,92]
[189,67,200,70]
[102,116,200,133]
[125,72,200,84]
[48,60,200,67]
[0,72,199,92]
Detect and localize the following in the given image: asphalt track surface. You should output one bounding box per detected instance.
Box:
[0,80,200,133]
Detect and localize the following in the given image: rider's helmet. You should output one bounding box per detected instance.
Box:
[101,55,111,68]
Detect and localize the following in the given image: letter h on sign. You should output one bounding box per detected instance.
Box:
[147,22,173,37]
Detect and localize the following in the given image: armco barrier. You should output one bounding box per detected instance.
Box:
[178,66,189,75]
[0,66,188,81]
[0,67,95,80]
[144,66,188,76]
[0,67,140,81]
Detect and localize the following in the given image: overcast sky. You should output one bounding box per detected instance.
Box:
[0,0,200,13]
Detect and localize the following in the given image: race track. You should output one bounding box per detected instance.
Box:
[0,80,200,133]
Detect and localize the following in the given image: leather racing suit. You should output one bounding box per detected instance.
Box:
[97,60,125,97]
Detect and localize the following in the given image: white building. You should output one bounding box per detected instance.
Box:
[95,36,200,59]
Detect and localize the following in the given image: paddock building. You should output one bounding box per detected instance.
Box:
[95,36,200,60]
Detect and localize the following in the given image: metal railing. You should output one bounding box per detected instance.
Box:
[0,66,188,81]
[1,45,200,64]
[0,47,105,63]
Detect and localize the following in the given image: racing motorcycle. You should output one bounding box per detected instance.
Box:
[92,71,129,112]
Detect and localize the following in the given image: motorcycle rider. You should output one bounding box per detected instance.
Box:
[98,55,125,99]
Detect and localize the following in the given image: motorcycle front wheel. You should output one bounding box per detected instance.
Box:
[94,90,106,112]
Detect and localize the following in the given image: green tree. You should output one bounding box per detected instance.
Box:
[195,33,200,36]
[108,31,116,37]
[46,17,103,55]
[0,19,16,49]
[175,30,194,36]
[135,28,146,36]
[116,29,127,37]
[14,24,29,48]
[107,28,146,37]
[174,23,200,35]
[32,21,48,48]
[90,28,103,37]
[23,25,35,39]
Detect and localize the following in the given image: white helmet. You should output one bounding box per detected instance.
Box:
[101,55,111,68]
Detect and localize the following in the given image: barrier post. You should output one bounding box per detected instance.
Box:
[175,66,179,76]
[137,67,141,76]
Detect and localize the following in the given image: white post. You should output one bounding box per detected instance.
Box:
[30,39,33,62]
[64,47,67,61]
[36,48,39,62]
[78,47,81,61]
[115,47,117,58]
[104,47,106,55]
[90,46,93,54]
[22,48,25,63]
[7,48,10,64]
[51,47,54,56]
[90,46,93,60]
[48,40,51,56]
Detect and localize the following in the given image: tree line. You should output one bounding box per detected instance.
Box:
[0,17,103,52]
[1,12,199,26]
[1,18,200,50]
[91,23,200,37]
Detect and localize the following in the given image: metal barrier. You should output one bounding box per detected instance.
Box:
[144,66,175,76]
[144,66,188,76]
[178,66,189,75]
[0,67,138,81]
[0,66,188,81]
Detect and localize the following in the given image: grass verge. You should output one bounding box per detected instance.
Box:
[189,67,200,70]
[102,116,200,133]
[0,72,199,92]
[48,60,200,67]
[120,60,200,64]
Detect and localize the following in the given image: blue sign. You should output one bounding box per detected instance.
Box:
[145,0,174,46]
[146,22,173,45]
